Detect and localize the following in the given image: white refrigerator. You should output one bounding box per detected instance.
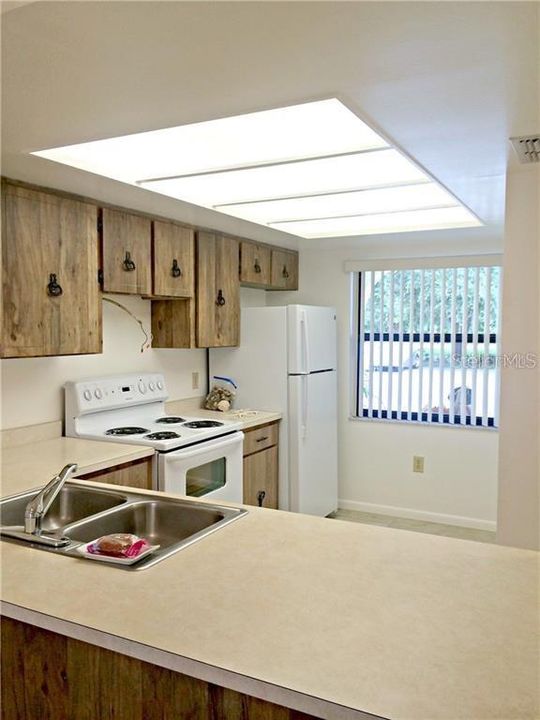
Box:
[209,305,338,517]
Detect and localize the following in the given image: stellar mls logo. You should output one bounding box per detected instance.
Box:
[499,353,538,369]
[453,353,538,369]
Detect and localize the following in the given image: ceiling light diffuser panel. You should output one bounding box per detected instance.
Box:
[32,98,481,238]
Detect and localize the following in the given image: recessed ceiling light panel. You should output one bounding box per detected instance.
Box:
[32,98,482,237]
[139,149,429,206]
[214,182,458,224]
[33,99,387,182]
[270,207,481,238]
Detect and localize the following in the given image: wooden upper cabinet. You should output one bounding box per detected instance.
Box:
[152,221,194,298]
[1,183,102,358]
[197,232,240,347]
[270,249,299,290]
[101,208,152,295]
[240,241,271,287]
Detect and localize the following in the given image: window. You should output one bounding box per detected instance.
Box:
[355,264,502,427]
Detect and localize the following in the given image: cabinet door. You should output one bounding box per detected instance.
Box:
[1,183,102,358]
[101,208,152,294]
[197,232,240,347]
[270,249,299,290]
[243,445,278,509]
[153,221,194,298]
[240,241,271,287]
[77,458,153,489]
[151,298,196,349]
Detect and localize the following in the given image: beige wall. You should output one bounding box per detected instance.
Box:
[268,246,500,530]
[497,163,540,550]
[0,295,207,430]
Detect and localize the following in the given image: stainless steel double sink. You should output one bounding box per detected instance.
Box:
[0,483,247,570]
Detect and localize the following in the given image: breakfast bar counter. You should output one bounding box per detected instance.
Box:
[1,436,154,497]
[1,479,537,720]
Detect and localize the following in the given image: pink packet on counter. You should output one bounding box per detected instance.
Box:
[87,533,151,558]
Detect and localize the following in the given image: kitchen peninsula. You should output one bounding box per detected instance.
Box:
[1,476,537,720]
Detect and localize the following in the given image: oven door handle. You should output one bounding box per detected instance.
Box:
[163,432,244,462]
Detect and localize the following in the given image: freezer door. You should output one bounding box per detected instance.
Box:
[288,371,338,516]
[288,305,337,374]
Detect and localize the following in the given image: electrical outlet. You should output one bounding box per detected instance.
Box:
[413,456,425,473]
[192,372,200,390]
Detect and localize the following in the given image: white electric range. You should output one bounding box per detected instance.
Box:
[65,373,243,502]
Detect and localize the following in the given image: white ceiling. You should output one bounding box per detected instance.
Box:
[2,1,538,251]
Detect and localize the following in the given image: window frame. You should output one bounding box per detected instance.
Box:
[350,260,502,429]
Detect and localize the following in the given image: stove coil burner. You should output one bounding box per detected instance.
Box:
[105,427,149,436]
[155,417,185,424]
[183,420,225,429]
[145,431,181,440]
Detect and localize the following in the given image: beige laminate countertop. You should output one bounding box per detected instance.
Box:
[1,437,154,497]
[1,479,538,720]
[166,397,282,431]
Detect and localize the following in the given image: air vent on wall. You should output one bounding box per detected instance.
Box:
[510,135,540,163]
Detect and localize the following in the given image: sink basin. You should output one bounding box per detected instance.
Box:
[66,500,228,548]
[0,483,247,570]
[0,485,127,532]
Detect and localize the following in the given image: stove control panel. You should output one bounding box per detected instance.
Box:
[65,373,169,419]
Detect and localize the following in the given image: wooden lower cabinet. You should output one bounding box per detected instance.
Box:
[1,618,318,720]
[76,457,153,490]
[243,422,279,509]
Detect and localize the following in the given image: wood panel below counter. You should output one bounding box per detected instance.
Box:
[76,457,153,490]
[1,618,319,720]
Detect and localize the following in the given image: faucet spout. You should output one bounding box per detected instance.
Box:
[24,463,78,535]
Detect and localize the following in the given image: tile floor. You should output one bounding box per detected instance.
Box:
[328,509,496,543]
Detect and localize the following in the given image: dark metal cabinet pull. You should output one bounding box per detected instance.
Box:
[123,251,136,271]
[47,273,63,297]
[257,490,266,507]
[171,259,182,278]
[216,289,226,306]
[282,265,289,279]
[256,436,269,443]
[254,259,262,274]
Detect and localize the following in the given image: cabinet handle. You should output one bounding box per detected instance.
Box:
[257,490,266,507]
[216,289,226,306]
[254,259,262,274]
[171,259,182,278]
[282,265,289,279]
[123,251,136,271]
[256,436,269,443]
[47,273,63,297]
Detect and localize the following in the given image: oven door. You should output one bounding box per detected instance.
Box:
[157,432,244,503]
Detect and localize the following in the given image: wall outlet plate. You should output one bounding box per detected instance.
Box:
[413,456,425,473]
[192,371,200,390]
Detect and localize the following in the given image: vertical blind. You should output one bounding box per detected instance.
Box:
[357,266,501,427]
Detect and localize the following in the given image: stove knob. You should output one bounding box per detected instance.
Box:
[138,381,147,394]
[83,389,92,401]
[94,388,103,400]
[149,381,155,391]
[157,380,164,390]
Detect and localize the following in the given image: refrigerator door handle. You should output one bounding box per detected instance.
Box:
[301,310,311,374]
[301,374,308,439]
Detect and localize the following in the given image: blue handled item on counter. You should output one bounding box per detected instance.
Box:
[204,376,237,411]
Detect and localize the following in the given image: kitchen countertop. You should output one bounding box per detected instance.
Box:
[1,479,537,720]
[166,397,282,431]
[1,437,154,497]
